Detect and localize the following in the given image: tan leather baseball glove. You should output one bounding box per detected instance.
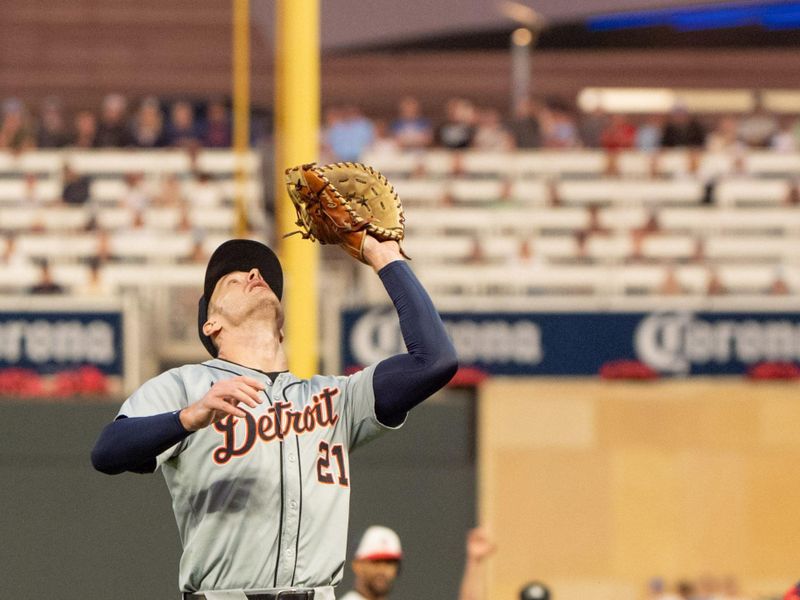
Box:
[284,162,408,263]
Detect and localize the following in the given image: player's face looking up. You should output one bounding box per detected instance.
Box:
[352,558,400,599]
[204,268,284,340]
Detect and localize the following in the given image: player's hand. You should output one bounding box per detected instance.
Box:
[362,236,403,272]
[466,527,496,563]
[179,376,265,431]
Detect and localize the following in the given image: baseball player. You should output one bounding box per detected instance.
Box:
[339,526,403,600]
[91,235,458,600]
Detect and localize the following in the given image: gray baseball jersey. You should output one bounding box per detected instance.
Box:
[117,358,401,594]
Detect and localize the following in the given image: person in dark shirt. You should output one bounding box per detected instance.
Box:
[71,110,98,148]
[96,93,133,147]
[61,163,91,205]
[437,98,477,149]
[510,98,542,149]
[29,260,65,295]
[166,100,202,148]
[36,97,70,148]
[661,106,705,148]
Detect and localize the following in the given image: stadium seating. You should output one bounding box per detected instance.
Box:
[2,148,799,299]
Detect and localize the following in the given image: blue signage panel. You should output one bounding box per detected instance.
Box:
[342,309,800,376]
[0,311,124,376]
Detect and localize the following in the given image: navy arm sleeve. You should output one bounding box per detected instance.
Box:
[373,260,459,426]
[90,412,191,475]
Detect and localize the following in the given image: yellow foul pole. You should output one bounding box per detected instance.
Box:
[275,0,320,377]
[232,0,250,237]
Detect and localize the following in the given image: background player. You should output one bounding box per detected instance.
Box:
[91,235,458,599]
[339,526,403,600]
[339,526,496,600]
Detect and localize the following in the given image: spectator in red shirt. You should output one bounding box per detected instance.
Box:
[600,114,637,150]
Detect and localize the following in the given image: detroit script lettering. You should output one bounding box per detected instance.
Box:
[212,387,340,465]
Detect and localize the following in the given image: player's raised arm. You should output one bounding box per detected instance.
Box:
[458,527,496,600]
[362,237,459,426]
[285,162,458,428]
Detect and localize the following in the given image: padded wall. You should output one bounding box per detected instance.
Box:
[479,378,800,600]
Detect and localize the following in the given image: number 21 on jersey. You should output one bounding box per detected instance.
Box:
[316,440,349,487]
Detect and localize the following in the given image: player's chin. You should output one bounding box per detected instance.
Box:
[368,577,394,596]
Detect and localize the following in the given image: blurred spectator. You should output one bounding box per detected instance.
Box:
[0,98,35,151]
[369,119,400,155]
[644,577,680,600]
[739,98,778,148]
[658,265,685,295]
[320,106,344,162]
[771,116,798,153]
[157,173,186,207]
[769,268,791,295]
[61,163,91,205]
[706,116,742,152]
[579,108,609,148]
[166,100,202,148]
[28,260,65,295]
[600,114,636,150]
[203,99,232,148]
[323,105,375,162]
[661,105,705,147]
[707,268,727,295]
[1,234,26,267]
[391,96,432,149]
[185,171,222,208]
[96,93,133,147]
[121,172,154,213]
[636,114,664,151]
[675,580,694,600]
[36,97,70,148]
[793,118,800,150]
[437,98,476,149]
[76,257,112,296]
[465,237,485,264]
[131,96,166,148]
[510,98,542,148]
[473,108,514,151]
[22,173,48,206]
[514,238,545,267]
[540,100,580,148]
[72,110,98,148]
[185,235,209,264]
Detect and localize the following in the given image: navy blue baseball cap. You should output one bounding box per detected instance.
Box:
[198,239,283,357]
